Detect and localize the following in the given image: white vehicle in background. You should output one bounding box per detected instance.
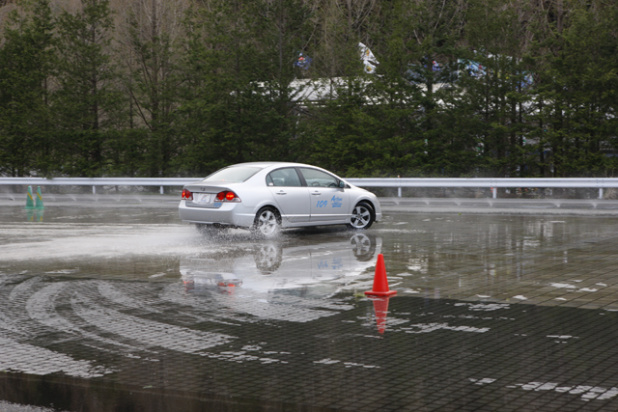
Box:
[178,162,382,236]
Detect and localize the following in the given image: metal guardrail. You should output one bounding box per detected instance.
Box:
[0,177,193,195]
[1,176,618,199]
[347,177,618,199]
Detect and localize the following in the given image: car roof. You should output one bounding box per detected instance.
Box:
[229,161,315,169]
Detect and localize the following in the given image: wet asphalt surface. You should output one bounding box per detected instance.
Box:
[1,194,618,411]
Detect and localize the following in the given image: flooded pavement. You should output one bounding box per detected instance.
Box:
[1,195,618,411]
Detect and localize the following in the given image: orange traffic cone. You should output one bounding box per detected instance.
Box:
[371,296,391,334]
[365,254,397,297]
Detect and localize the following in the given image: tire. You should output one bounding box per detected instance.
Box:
[348,201,375,230]
[252,207,281,237]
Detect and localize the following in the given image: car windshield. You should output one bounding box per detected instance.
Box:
[203,166,262,183]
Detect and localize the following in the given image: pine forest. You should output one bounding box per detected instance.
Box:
[0,0,617,178]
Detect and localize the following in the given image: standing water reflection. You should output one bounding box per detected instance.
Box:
[1,203,618,411]
[379,213,618,309]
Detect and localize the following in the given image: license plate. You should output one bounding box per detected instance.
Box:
[194,193,213,204]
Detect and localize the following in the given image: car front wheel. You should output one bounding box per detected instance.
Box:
[252,207,281,237]
[348,201,374,230]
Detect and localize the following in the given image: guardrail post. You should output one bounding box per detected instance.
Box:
[599,188,604,200]
[160,186,164,195]
[491,187,497,199]
[92,185,96,195]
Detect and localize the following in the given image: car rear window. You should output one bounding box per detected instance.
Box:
[203,166,262,183]
[267,168,302,187]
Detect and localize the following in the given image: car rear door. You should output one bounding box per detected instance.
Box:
[266,167,310,223]
[298,167,349,222]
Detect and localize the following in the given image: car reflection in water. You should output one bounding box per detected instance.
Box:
[179,232,381,323]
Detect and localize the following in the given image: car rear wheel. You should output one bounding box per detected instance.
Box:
[348,201,374,230]
[252,207,281,237]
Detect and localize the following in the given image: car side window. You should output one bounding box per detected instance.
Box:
[267,168,302,187]
[299,168,339,188]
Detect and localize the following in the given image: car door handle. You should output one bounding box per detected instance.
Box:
[276,191,287,195]
[311,191,321,196]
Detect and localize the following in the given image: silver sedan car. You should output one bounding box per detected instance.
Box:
[178,162,382,236]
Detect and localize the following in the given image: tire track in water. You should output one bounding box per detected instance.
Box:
[1,274,237,380]
[95,280,162,314]
[25,281,153,352]
[159,283,251,325]
[71,293,234,353]
[161,283,343,323]
[0,336,111,378]
[0,275,35,338]
[0,276,114,378]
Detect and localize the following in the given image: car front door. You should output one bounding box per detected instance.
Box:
[298,168,349,222]
[266,167,310,223]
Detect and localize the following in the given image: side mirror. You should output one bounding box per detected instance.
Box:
[338,180,346,189]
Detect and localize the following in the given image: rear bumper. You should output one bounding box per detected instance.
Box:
[178,201,254,228]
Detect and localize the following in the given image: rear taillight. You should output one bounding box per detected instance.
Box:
[181,189,193,201]
[215,191,240,202]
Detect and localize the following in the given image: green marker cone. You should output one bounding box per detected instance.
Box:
[26,186,34,209]
[35,186,44,209]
